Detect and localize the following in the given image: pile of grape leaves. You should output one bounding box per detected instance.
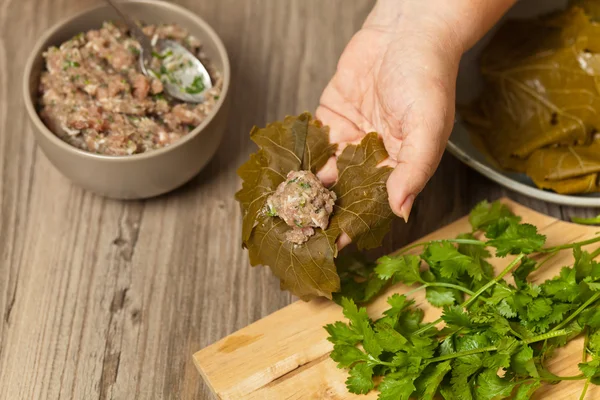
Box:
[235,112,394,300]
[326,200,600,399]
[460,0,600,194]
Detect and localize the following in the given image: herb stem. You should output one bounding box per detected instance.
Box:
[425,329,571,364]
[404,285,427,297]
[523,329,571,344]
[591,245,600,259]
[583,328,589,363]
[414,318,442,335]
[413,255,525,336]
[533,251,558,272]
[464,254,525,309]
[396,239,486,255]
[551,293,600,333]
[544,236,600,253]
[580,379,591,400]
[425,346,498,364]
[425,282,476,297]
[543,374,587,382]
[403,282,477,305]
[367,354,396,367]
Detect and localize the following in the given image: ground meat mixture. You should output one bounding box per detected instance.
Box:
[39,21,222,156]
[266,171,337,245]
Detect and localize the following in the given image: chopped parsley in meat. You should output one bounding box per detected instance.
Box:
[266,170,337,245]
[38,21,223,156]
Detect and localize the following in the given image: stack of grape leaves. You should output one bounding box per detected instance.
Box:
[461,0,600,194]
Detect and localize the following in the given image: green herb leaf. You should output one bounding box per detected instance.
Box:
[330,344,368,368]
[426,287,456,307]
[377,376,417,400]
[185,75,206,94]
[345,363,375,394]
[474,368,516,400]
[375,255,422,284]
[469,200,514,231]
[442,305,472,328]
[579,358,600,378]
[485,218,546,256]
[324,321,362,345]
[514,381,541,400]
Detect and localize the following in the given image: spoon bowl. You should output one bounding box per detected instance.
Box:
[106,0,212,103]
[144,39,213,103]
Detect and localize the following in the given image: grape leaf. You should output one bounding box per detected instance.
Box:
[237,113,394,299]
[329,132,394,250]
[246,216,340,299]
[526,141,600,194]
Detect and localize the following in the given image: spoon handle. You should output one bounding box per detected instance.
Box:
[105,0,154,65]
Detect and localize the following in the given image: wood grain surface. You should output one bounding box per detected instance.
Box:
[0,1,598,399]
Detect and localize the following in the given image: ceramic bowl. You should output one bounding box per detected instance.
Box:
[23,0,230,199]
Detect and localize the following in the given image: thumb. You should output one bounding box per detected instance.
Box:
[386,90,456,221]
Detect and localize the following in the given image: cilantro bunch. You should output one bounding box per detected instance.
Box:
[326,201,600,399]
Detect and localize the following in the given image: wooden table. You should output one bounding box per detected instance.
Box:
[0,1,597,399]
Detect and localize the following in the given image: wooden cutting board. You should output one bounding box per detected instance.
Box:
[193,198,600,400]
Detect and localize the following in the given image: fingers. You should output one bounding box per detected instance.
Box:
[316,156,338,186]
[386,86,455,221]
[336,232,352,251]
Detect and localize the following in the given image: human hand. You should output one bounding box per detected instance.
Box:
[317,0,516,223]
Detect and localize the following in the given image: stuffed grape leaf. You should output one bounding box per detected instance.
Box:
[460,3,600,194]
[462,6,600,171]
[526,139,600,193]
[236,113,394,300]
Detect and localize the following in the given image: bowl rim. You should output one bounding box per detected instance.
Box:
[447,133,600,208]
[22,0,231,163]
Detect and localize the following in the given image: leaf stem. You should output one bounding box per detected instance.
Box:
[414,255,525,335]
[464,254,525,309]
[533,251,558,272]
[583,328,589,363]
[580,379,590,400]
[551,293,600,333]
[591,245,600,259]
[543,374,587,382]
[426,282,476,297]
[523,329,571,344]
[425,329,571,364]
[544,236,600,253]
[404,285,427,297]
[396,239,486,255]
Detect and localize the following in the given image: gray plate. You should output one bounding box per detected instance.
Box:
[450,0,600,207]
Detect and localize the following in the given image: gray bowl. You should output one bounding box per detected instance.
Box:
[450,0,600,207]
[23,0,230,199]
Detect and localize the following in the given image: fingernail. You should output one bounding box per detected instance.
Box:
[400,194,415,223]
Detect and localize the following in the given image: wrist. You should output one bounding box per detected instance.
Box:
[365,0,517,54]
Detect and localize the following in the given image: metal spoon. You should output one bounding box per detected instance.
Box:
[105,0,213,103]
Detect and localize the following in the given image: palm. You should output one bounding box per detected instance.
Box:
[317,26,457,215]
[318,29,406,161]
